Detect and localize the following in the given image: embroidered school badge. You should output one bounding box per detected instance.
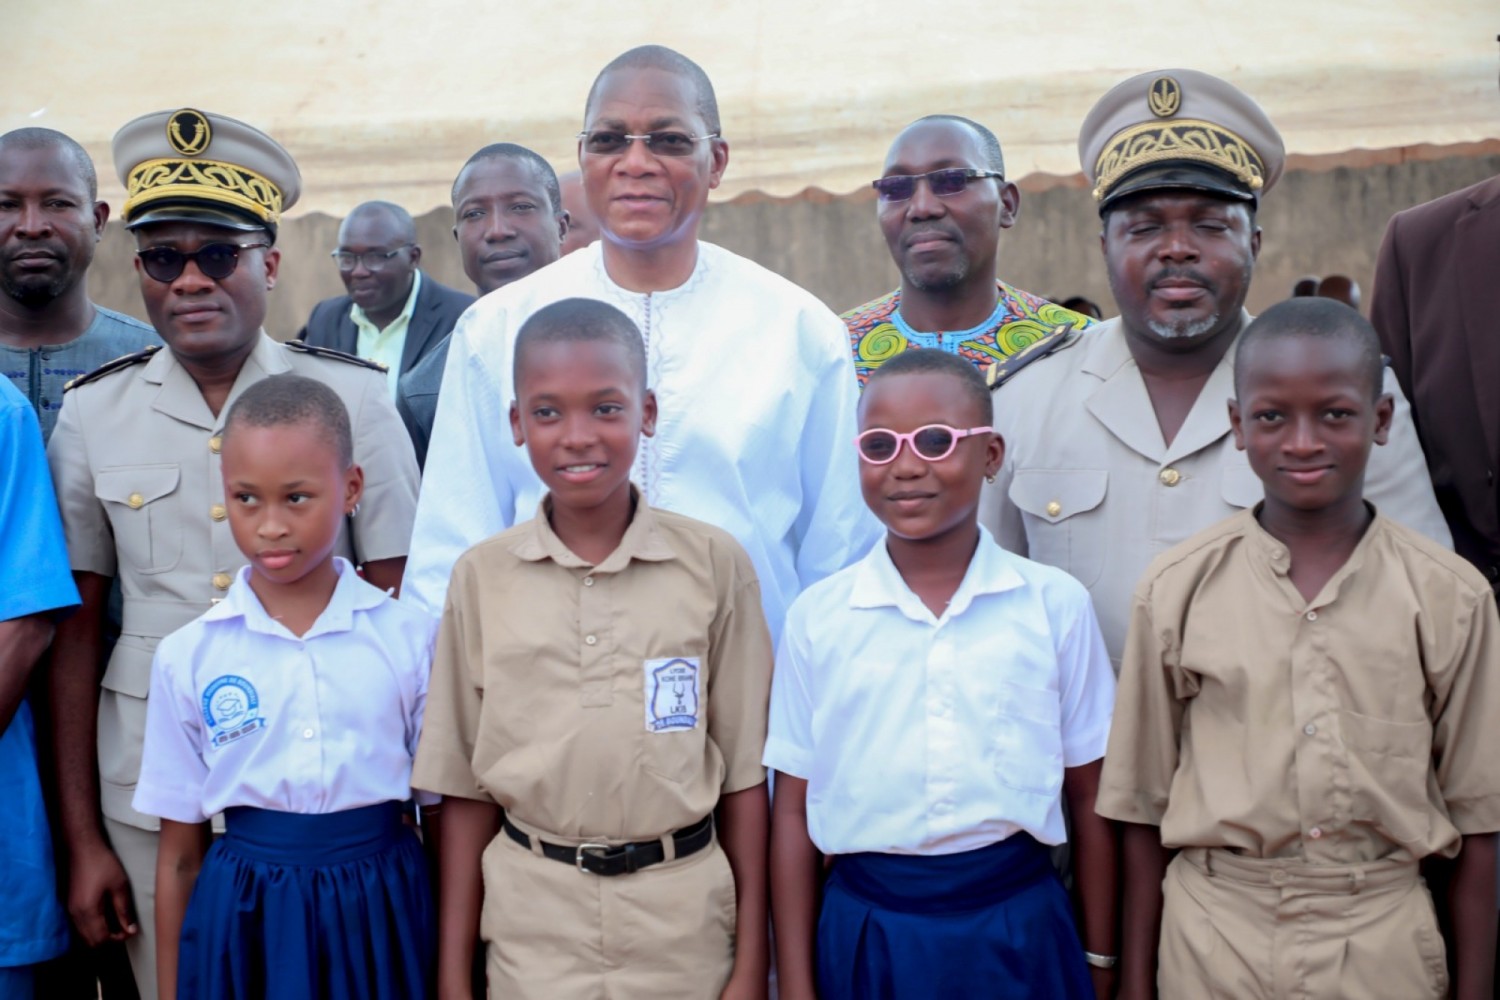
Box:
[644,657,701,733]
[201,675,266,749]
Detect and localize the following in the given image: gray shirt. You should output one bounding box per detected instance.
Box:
[1,306,159,442]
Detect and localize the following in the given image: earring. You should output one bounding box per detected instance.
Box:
[985,474,997,485]
[348,502,360,517]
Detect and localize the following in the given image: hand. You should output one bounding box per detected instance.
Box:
[719,969,770,1000]
[67,839,138,945]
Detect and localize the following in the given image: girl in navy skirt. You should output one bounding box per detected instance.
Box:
[132,375,436,1000]
[765,350,1121,999]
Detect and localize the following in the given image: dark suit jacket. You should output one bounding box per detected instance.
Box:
[1371,175,1500,590]
[394,336,450,471]
[296,271,474,379]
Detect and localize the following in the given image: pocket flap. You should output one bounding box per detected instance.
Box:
[100,637,154,699]
[1220,461,1264,509]
[1009,469,1108,523]
[95,465,180,508]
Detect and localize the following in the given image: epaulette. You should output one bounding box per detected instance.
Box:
[984,322,1083,392]
[284,340,387,372]
[64,345,162,392]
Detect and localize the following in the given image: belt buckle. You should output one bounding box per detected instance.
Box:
[576,842,610,874]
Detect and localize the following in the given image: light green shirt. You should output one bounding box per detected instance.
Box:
[351,270,422,398]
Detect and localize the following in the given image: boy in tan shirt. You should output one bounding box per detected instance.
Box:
[412,297,771,1000]
[1099,298,1500,999]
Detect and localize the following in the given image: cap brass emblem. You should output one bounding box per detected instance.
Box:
[167,108,212,156]
[1148,77,1182,118]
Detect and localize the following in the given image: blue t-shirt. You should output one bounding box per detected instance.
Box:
[1,305,159,442]
[0,378,77,967]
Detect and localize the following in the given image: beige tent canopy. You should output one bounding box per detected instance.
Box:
[6,0,1496,216]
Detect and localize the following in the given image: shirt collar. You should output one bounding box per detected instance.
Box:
[849,525,1025,624]
[349,269,422,333]
[1242,502,1385,607]
[509,486,678,571]
[201,557,383,639]
[1079,311,1252,381]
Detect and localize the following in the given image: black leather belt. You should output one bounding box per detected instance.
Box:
[502,814,713,876]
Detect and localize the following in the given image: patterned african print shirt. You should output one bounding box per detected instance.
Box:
[842,280,1095,387]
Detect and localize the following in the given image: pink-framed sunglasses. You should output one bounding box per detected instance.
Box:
[854,424,993,465]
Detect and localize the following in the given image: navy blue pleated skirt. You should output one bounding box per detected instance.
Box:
[817,834,1092,1000]
[177,801,434,1000]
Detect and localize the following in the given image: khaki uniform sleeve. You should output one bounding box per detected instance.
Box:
[707,544,773,794]
[1096,583,1186,826]
[47,392,114,576]
[411,555,493,802]
[346,370,420,563]
[1429,583,1500,833]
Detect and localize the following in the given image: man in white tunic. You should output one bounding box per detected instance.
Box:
[403,46,877,633]
[980,69,1450,668]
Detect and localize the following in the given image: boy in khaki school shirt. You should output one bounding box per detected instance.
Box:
[1099,299,1500,1000]
[412,298,771,1000]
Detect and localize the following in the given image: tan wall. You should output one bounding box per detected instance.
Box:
[87,153,1500,339]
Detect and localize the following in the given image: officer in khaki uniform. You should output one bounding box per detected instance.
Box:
[412,493,771,999]
[45,109,419,999]
[979,69,1451,669]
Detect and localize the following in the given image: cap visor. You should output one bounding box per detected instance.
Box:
[124,202,268,232]
[1100,163,1255,214]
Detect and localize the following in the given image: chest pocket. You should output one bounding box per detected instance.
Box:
[95,465,183,576]
[1009,470,1108,586]
[1220,460,1263,510]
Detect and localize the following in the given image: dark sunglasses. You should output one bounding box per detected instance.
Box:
[872,168,1004,202]
[577,129,718,157]
[855,424,993,465]
[136,242,270,283]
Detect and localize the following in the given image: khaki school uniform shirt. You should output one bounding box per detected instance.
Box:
[1097,508,1500,863]
[982,315,1452,670]
[48,332,420,829]
[412,495,772,841]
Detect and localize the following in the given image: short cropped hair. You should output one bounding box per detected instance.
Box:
[452,143,563,214]
[222,374,354,469]
[0,127,98,201]
[344,200,417,243]
[584,45,720,136]
[908,115,1005,177]
[1234,297,1385,403]
[513,297,647,389]
[863,348,992,426]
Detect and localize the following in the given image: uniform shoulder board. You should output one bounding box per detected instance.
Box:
[985,322,1083,392]
[64,345,162,392]
[284,340,387,372]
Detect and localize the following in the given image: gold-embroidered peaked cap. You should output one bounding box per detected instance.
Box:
[112,108,301,235]
[1080,69,1284,214]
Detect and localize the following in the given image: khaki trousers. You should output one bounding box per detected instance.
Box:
[480,820,737,1000]
[104,817,158,1000]
[1160,848,1449,999]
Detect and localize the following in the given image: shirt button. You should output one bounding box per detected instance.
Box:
[128,492,145,509]
[1308,827,1323,839]
[1046,500,1062,517]
[1304,723,1317,736]
[1159,467,1182,487]
[1306,610,1318,621]
[583,576,595,587]
[212,572,232,590]
[585,634,597,646]
[209,435,223,454]
[302,728,315,740]
[1271,869,1287,886]
[210,504,227,522]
